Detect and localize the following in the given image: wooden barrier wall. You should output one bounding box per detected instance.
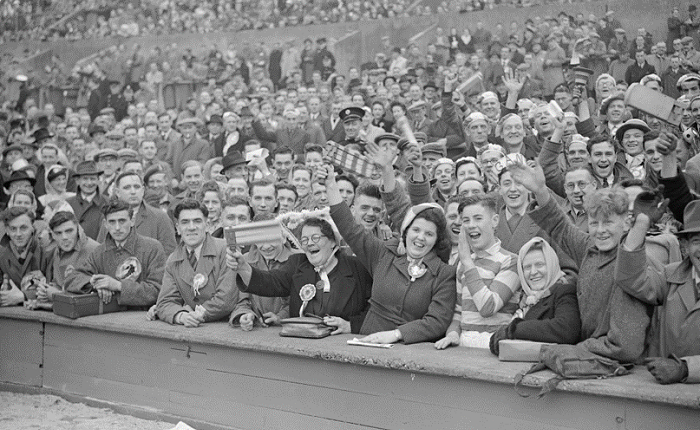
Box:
[1,308,699,430]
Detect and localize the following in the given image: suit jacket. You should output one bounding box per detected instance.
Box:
[157,129,182,162]
[166,136,213,178]
[156,235,238,323]
[321,117,346,143]
[66,192,107,240]
[206,133,226,158]
[241,251,373,333]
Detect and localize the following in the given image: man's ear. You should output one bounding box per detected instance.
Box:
[491,212,500,227]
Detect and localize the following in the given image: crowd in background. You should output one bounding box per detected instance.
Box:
[1,3,700,386]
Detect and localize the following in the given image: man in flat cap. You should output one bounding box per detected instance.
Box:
[408,100,432,135]
[167,117,212,179]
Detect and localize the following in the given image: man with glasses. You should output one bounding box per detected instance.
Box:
[563,166,598,232]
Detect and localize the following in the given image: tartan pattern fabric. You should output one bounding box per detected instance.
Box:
[323,142,375,178]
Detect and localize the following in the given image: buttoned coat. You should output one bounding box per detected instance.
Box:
[66,192,107,240]
[156,235,238,323]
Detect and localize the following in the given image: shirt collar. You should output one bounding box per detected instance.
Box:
[473,238,502,259]
[186,242,204,260]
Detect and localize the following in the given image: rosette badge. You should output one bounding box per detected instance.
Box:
[299,283,316,316]
[193,273,207,296]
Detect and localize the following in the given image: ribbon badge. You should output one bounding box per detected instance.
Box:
[299,283,316,316]
[408,262,427,282]
[193,273,207,297]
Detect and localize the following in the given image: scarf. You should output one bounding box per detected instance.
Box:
[514,237,565,319]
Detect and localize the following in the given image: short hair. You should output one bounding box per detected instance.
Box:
[457,177,488,193]
[195,180,223,201]
[174,199,209,221]
[643,130,660,144]
[10,189,37,206]
[390,101,407,114]
[336,174,359,191]
[292,164,312,177]
[181,160,202,175]
[101,198,133,218]
[355,183,381,200]
[458,193,498,214]
[583,188,629,218]
[275,183,298,200]
[114,171,142,188]
[249,180,275,196]
[304,144,324,155]
[564,165,595,180]
[223,196,251,209]
[2,206,35,225]
[586,135,614,154]
[300,217,336,243]
[273,145,293,158]
[49,211,78,231]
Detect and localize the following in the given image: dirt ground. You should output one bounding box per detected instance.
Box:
[0,392,175,430]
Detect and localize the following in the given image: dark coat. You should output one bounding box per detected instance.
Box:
[66,192,107,240]
[512,281,581,345]
[239,252,373,333]
[321,117,346,143]
[330,201,456,344]
[0,235,50,289]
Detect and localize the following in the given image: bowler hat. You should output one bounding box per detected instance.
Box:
[73,160,103,177]
[222,150,247,170]
[32,128,54,143]
[3,170,36,189]
[207,114,223,125]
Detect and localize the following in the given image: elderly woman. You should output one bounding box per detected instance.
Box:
[38,165,75,207]
[325,150,456,344]
[227,216,372,334]
[488,237,581,355]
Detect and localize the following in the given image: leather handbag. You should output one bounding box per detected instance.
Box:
[279,315,334,339]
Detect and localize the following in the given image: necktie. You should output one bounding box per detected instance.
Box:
[187,249,197,269]
[507,213,522,232]
[602,178,610,188]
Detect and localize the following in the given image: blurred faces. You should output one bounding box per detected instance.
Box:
[311,182,328,208]
[588,212,629,252]
[522,249,548,291]
[445,201,461,245]
[177,209,207,248]
[300,225,336,267]
[274,153,294,179]
[6,214,33,251]
[456,161,481,183]
[466,120,490,146]
[115,174,144,207]
[607,100,626,123]
[643,138,663,172]
[564,169,596,210]
[434,162,455,194]
[501,116,525,148]
[250,183,277,216]
[183,165,203,193]
[227,177,248,199]
[621,128,645,156]
[343,118,361,139]
[457,179,485,197]
[404,218,437,260]
[292,169,311,197]
[498,171,528,212]
[305,151,324,170]
[352,194,383,231]
[104,210,133,243]
[567,141,589,167]
[460,202,499,252]
[51,220,79,252]
[77,174,99,195]
[221,204,250,228]
[337,179,355,206]
[589,141,616,179]
[277,188,297,214]
[202,191,222,221]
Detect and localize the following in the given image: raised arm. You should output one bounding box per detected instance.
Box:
[323,165,387,275]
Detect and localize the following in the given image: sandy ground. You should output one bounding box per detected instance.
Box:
[0,392,175,430]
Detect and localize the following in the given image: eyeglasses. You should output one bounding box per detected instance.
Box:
[481,158,501,166]
[564,181,592,191]
[300,234,325,246]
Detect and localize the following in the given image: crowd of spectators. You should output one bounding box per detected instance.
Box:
[1,3,700,387]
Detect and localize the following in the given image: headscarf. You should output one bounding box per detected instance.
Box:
[396,202,444,256]
[514,237,565,319]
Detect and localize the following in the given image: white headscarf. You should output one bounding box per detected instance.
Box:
[514,237,566,319]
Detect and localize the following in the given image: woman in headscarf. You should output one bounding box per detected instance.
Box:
[489,237,581,355]
[38,164,75,207]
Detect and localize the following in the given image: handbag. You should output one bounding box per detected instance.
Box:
[279,314,334,339]
[514,344,634,398]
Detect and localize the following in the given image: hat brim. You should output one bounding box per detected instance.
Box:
[676,227,700,236]
[615,123,651,141]
[73,169,104,177]
[3,176,36,189]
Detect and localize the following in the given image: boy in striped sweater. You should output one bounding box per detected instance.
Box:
[435,194,521,349]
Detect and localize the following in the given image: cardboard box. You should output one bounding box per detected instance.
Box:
[52,292,124,319]
[498,339,552,362]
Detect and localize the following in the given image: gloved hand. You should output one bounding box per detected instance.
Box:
[632,185,669,225]
[644,356,689,384]
[488,318,522,356]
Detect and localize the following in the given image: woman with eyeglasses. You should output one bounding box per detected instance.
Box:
[227,217,372,335]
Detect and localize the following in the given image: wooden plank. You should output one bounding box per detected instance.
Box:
[0,318,43,386]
